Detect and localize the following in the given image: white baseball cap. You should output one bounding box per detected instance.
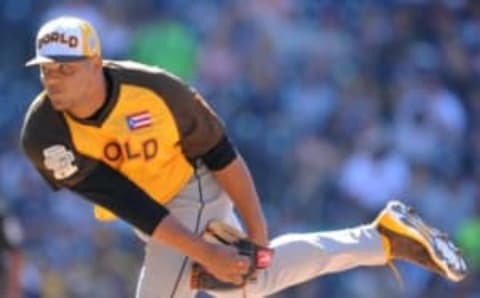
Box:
[25,16,101,67]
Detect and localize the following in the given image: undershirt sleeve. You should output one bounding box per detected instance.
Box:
[200,135,237,171]
[70,162,170,235]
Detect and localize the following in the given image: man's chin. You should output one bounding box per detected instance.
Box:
[49,99,68,111]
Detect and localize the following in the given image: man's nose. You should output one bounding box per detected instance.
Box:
[42,73,62,85]
[42,75,63,90]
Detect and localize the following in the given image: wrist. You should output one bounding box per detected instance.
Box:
[189,235,212,264]
[248,228,269,247]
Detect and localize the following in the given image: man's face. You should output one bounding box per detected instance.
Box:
[39,59,95,112]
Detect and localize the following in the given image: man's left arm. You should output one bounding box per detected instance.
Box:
[211,155,269,247]
[168,82,268,245]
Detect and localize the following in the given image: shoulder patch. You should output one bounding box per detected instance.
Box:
[43,145,78,180]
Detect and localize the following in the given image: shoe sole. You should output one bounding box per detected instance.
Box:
[378,201,468,282]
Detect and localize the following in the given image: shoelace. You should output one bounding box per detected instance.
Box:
[387,261,404,289]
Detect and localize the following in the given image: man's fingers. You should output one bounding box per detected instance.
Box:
[215,272,243,285]
[228,274,244,285]
[235,256,250,273]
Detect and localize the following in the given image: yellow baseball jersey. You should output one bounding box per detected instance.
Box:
[21,60,235,234]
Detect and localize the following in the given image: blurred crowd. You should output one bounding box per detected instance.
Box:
[0,0,479,297]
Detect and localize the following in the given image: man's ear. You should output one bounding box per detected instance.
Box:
[92,55,103,70]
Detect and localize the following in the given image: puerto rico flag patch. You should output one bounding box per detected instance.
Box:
[126,111,152,130]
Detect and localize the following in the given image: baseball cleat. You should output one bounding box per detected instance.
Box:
[374,200,468,282]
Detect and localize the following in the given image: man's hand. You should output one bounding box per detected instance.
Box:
[190,220,274,290]
[198,242,251,285]
[151,215,252,285]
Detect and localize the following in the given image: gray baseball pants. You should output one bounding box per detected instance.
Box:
[135,166,387,298]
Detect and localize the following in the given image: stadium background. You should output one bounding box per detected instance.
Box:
[0,0,479,297]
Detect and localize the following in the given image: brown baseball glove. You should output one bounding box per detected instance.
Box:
[190,220,274,290]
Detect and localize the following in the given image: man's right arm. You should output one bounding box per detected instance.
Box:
[54,162,250,284]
